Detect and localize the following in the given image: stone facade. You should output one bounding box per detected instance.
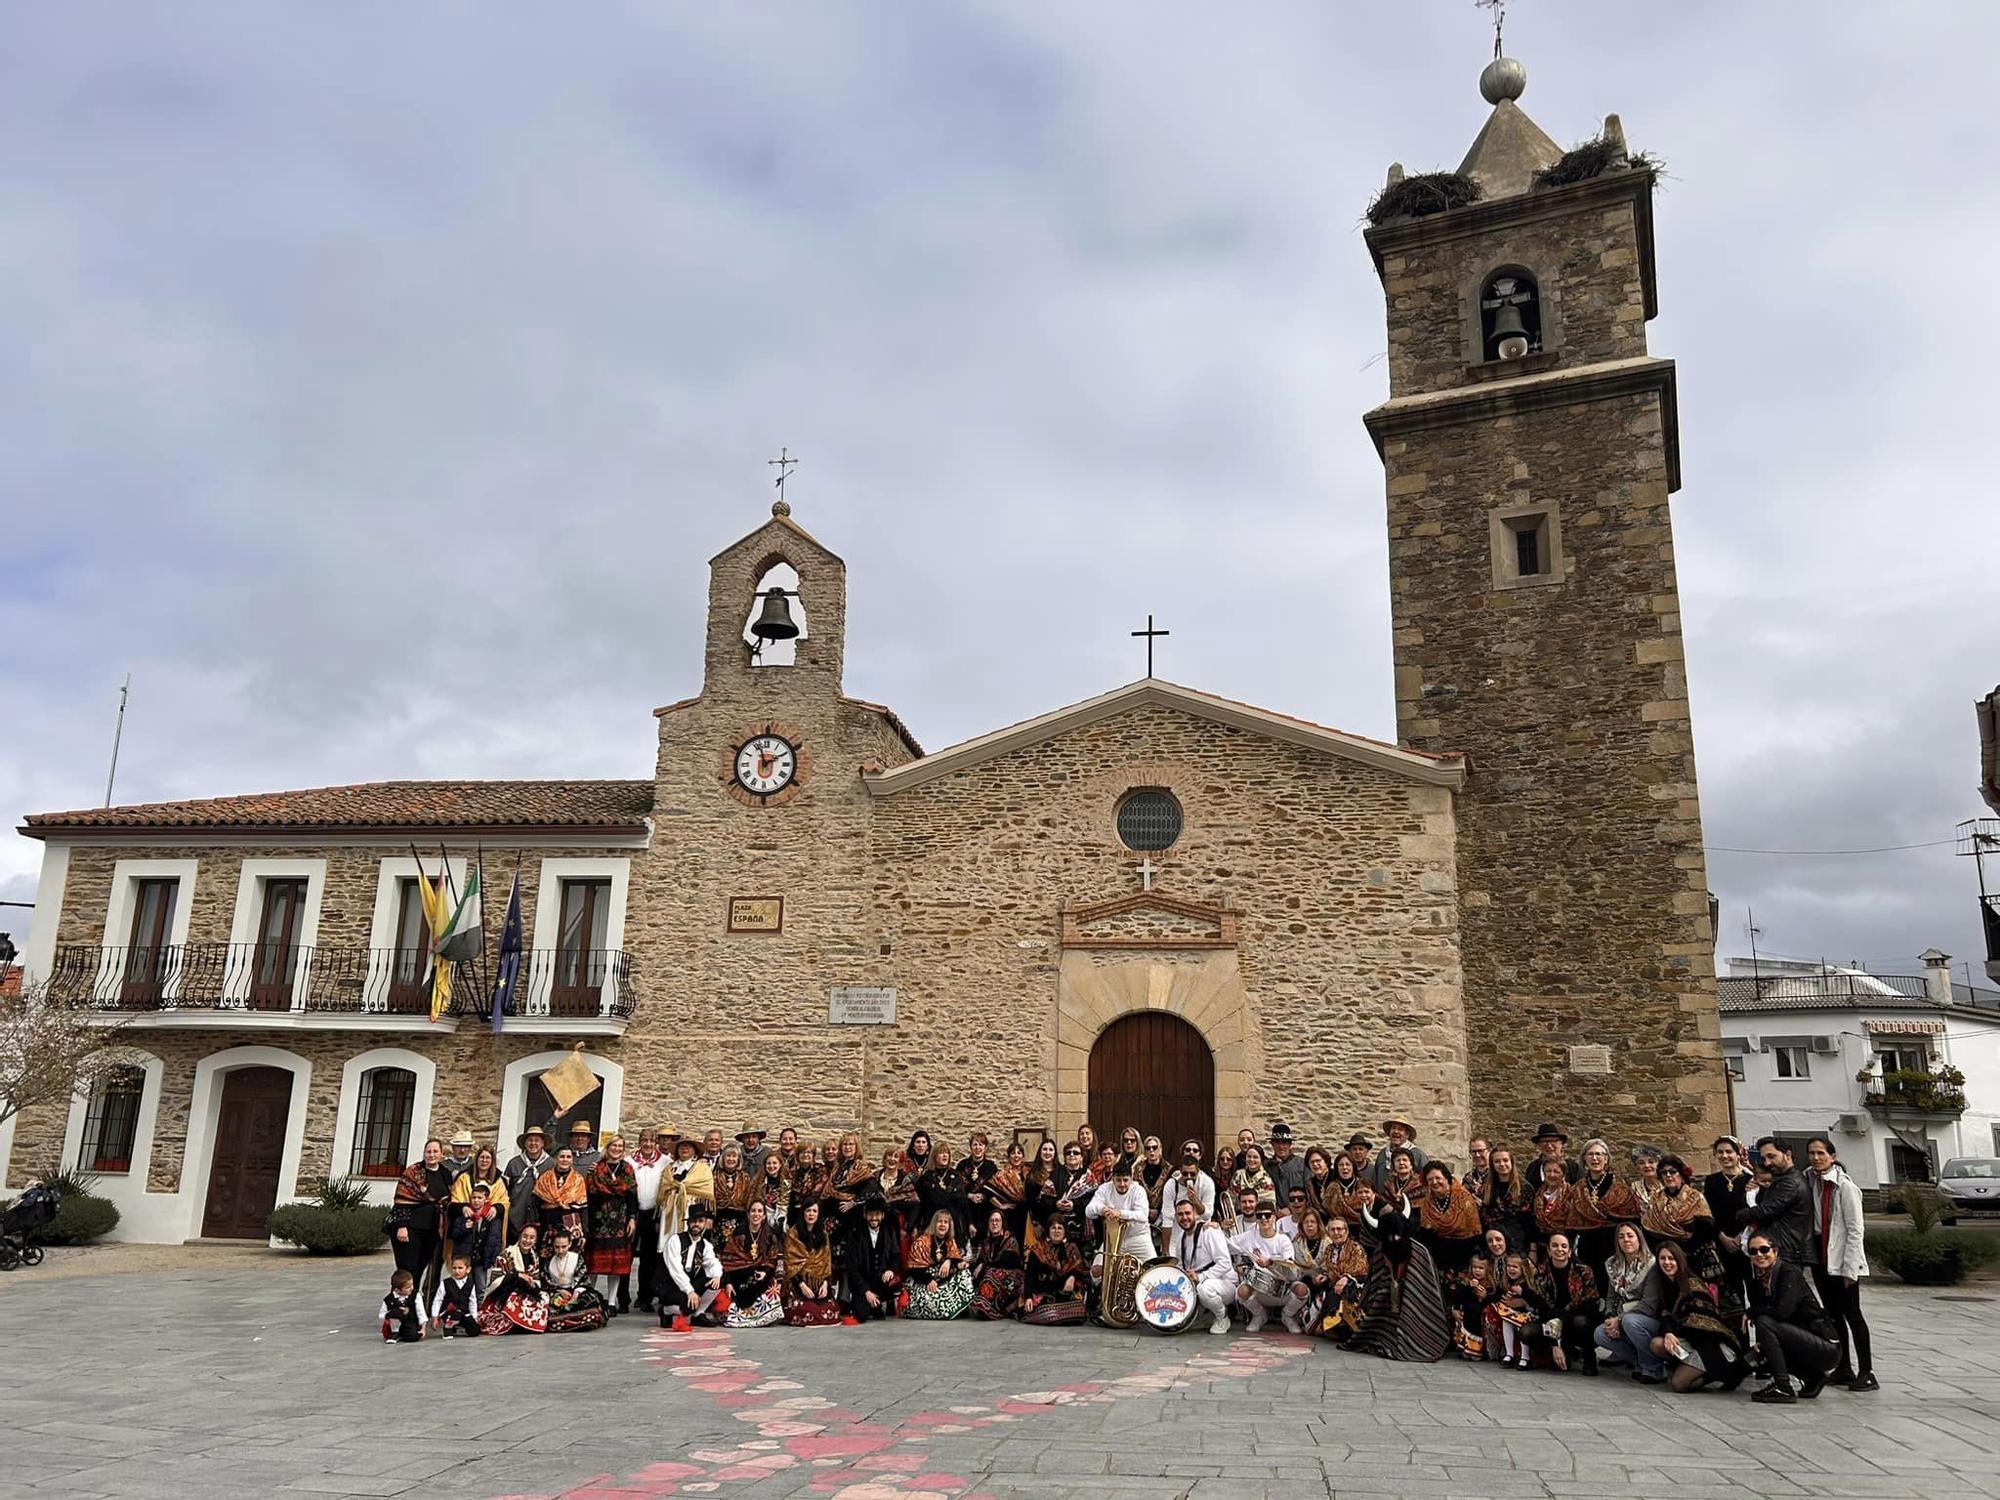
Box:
[1364,156,1730,1149]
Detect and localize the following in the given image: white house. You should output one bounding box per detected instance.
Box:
[1719,950,2000,1190]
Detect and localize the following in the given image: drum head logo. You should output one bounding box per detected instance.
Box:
[1138,1268,1193,1326]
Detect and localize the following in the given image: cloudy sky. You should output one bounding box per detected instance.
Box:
[4,4,1995,981]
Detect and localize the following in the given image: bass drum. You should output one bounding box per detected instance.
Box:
[1130,1257,1200,1335]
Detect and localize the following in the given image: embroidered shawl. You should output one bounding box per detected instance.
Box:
[1322,1238,1370,1283]
[1566,1173,1641,1231]
[394,1161,454,1208]
[783,1223,832,1284]
[1415,1185,1483,1241]
[905,1231,960,1273]
[1640,1184,1713,1243]
[1532,1187,1571,1237]
[1320,1177,1369,1225]
[585,1158,636,1204]
[721,1225,779,1274]
[533,1167,588,1212]
[984,1165,1028,1212]
[828,1159,879,1206]
[711,1168,755,1217]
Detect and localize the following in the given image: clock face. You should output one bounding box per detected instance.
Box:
[734,734,798,797]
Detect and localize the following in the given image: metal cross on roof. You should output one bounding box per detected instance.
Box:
[1477,0,1505,59]
[768,446,799,500]
[1131,613,1169,677]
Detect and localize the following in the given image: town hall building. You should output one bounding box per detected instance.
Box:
[5,62,1732,1241]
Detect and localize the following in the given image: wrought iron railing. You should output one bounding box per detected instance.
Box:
[46,943,635,1022]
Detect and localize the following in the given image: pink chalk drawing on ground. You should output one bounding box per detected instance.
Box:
[486,1321,1310,1499]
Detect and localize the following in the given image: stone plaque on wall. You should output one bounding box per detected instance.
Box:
[1567,1044,1614,1076]
[728,896,783,933]
[829,986,896,1025]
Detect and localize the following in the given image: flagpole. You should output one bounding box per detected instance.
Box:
[474,842,491,1007]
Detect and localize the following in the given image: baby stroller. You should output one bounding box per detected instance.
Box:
[0,1181,59,1269]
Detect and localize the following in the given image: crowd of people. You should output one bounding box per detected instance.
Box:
[375,1114,1880,1403]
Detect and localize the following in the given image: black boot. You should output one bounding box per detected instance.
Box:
[1848,1371,1879,1392]
[1798,1368,1830,1400]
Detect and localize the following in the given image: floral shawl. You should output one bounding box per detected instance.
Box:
[1532,1186,1571,1237]
[1567,1173,1641,1232]
[1230,1168,1275,1204]
[1639,1184,1713,1243]
[905,1231,961,1273]
[721,1224,779,1274]
[533,1166,589,1212]
[711,1167,755,1218]
[394,1161,453,1209]
[984,1165,1028,1214]
[1320,1176,1369,1226]
[783,1222,832,1284]
[828,1158,879,1207]
[1321,1237,1369,1283]
[1415,1184,1483,1241]
[585,1157,636,1205]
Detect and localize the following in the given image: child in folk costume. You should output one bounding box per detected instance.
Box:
[432,1255,482,1337]
[1488,1252,1544,1367]
[1449,1258,1494,1360]
[449,1183,506,1292]
[541,1227,609,1333]
[380,1269,426,1342]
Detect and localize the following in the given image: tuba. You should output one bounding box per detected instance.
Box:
[1098,1211,1142,1328]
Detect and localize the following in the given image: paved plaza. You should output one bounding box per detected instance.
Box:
[2,1249,1998,1500]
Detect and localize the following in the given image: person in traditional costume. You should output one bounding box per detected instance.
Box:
[1345,1194,1450,1362]
[756,1149,791,1232]
[826,1131,878,1232]
[1136,1136,1169,1217]
[844,1194,903,1321]
[388,1137,454,1301]
[1157,1140,1216,1232]
[961,1131,1000,1230]
[503,1125,555,1239]
[540,1226,609,1332]
[1449,1256,1494,1360]
[1283,1205,1332,1333]
[1486,1251,1545,1367]
[1309,1214,1370,1342]
[451,1145,511,1221]
[1630,1143,1664,1211]
[1341,1135,1373,1193]
[443,1130,477,1182]
[584,1134,639,1313]
[1367,1118,1430,1194]
[905,1207,973,1319]
[1530,1121,1581,1187]
[1020,1213,1090,1325]
[448,1181,507,1290]
[533,1146,590,1257]
[781,1199,844,1326]
[1647,1239,1744,1391]
[877,1144,919,1232]
[1229,1201,1299,1333]
[1479,1148,1530,1252]
[379,1268,426,1342]
[1475,1227,1511,1295]
[1804,1136,1876,1391]
[1592,1221,1668,1381]
[1301,1146,1335,1220]
[1053,1141,1093,1241]
[1025,1138,1065,1238]
[969,1206,1025,1319]
[431,1254,481,1337]
[721,1198,785,1327]
[736,1125,771,1178]
[1529,1157,1572,1259]
[658,1134,716,1253]
[984,1141,1031,1244]
[1414,1162,1486,1278]
[1230,1145,1275,1206]
[1380,1148,1424,1209]
[918,1142,969,1241]
[775,1126,801,1178]
[1703,1135,1754,1316]
[1521,1231,1601,1373]
[1111,1126,1143,1178]
[660,1202,724,1329]
[701,1128,726,1166]
[791,1143,831,1219]
[1266,1122,1308,1203]
[1640,1154,1720,1280]
[477,1224,548,1335]
[564,1119,601,1173]
[628,1127,670,1314]
[1320,1149,1369,1232]
[710,1142,755,1237]
[1571,1138,1643,1270]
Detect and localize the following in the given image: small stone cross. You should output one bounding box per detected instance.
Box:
[1137,857,1156,893]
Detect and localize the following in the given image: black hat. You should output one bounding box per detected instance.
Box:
[1532,1122,1569,1144]
[687,1201,715,1222]
[1346,1132,1373,1149]
[859,1191,888,1214]
[1269,1121,1294,1142]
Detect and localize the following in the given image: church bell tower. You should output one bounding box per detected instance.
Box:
[1363,58,1731,1151]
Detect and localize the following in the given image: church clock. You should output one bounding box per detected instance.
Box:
[733,731,798,798]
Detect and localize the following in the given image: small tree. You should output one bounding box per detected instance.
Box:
[0,978,131,1137]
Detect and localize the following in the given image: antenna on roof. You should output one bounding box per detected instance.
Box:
[104,672,131,808]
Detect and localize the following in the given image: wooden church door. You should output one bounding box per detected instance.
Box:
[1087,1012,1215,1157]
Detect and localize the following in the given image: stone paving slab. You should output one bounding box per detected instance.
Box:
[1,1251,1996,1500]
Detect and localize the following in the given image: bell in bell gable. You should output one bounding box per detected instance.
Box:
[750,587,801,642]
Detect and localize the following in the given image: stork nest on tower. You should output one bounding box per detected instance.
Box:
[1365,171,1483,226]
[1533,135,1663,189]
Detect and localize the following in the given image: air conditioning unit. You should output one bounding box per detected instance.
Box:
[1810,1034,1840,1054]
[1835,1112,1868,1135]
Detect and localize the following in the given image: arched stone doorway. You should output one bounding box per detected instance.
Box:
[1088,1012,1215,1158]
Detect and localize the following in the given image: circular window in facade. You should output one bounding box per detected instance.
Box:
[1116,788,1183,851]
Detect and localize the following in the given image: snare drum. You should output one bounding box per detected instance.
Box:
[1244,1265,1290,1301]
[1131,1258,1199,1335]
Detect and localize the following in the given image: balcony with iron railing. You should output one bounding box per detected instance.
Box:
[1862,1065,1969,1120]
[45,943,635,1034]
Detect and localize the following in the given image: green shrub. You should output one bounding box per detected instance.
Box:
[308,1176,374,1212]
[266,1203,385,1255]
[44,1193,120,1245]
[1865,1226,1995,1284]
[1901,1184,1943,1233]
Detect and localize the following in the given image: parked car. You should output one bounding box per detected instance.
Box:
[1938,1157,2000,1224]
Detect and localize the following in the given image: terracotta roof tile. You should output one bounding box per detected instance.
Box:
[22,779,654,836]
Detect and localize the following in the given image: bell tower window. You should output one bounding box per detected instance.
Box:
[1480,270,1541,362]
[743,562,808,667]
[1489,502,1562,590]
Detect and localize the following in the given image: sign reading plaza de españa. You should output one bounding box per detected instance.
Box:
[829,987,898,1026]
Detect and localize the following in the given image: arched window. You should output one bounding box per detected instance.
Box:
[1479,270,1542,362]
[79,1065,146,1173]
[742,562,808,667]
[349,1066,417,1178]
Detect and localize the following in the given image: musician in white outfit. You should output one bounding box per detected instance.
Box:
[1085,1162,1158,1271]
[1157,1140,1217,1230]
[1171,1197,1238,1334]
[1230,1200,1302,1332]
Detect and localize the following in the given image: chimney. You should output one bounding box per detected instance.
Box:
[1920,948,1953,1004]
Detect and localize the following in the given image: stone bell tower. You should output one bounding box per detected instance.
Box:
[1362,58,1731,1152]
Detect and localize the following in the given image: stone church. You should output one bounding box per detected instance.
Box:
[6,63,1731,1241]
